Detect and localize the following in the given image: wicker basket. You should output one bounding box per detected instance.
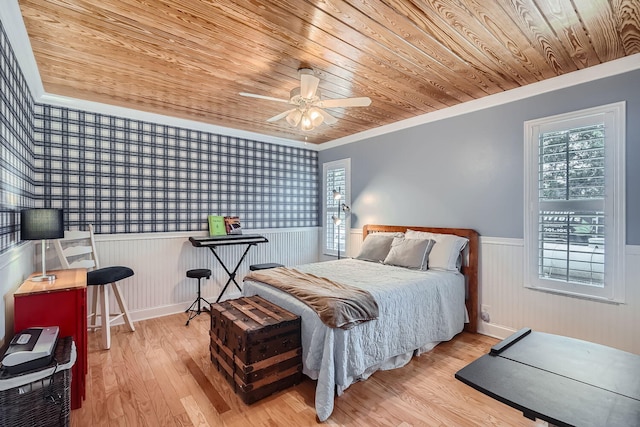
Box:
[0,336,74,427]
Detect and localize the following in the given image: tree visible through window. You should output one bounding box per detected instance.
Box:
[539,123,605,285]
[524,102,625,302]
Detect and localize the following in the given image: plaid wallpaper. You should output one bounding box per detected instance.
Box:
[33,105,320,234]
[0,21,35,255]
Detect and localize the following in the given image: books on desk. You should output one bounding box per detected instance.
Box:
[224,216,242,235]
[208,216,226,236]
[208,215,243,236]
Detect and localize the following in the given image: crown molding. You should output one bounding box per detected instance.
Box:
[3,1,639,151]
[38,93,310,149]
[1,0,44,99]
[1,0,310,150]
[319,53,640,151]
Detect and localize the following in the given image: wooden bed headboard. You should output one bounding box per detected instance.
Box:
[363,224,479,334]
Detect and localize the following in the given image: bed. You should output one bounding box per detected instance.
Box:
[242,224,479,421]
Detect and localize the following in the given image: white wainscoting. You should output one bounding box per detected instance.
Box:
[9,228,638,355]
[348,229,640,355]
[85,228,320,323]
[3,228,319,334]
[479,237,640,355]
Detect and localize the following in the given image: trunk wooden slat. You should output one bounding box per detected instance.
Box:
[209,296,302,404]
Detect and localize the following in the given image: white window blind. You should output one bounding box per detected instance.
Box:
[538,124,605,286]
[524,102,625,302]
[322,159,350,256]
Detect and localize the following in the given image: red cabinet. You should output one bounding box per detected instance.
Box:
[14,269,87,410]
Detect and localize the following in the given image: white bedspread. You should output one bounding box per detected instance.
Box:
[242,258,466,421]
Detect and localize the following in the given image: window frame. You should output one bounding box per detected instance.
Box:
[322,158,351,257]
[524,102,626,302]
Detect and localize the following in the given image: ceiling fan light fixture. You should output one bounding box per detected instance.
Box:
[240,67,372,134]
[300,112,314,131]
[286,109,302,126]
[308,107,324,127]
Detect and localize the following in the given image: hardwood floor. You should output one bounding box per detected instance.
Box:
[71,313,539,426]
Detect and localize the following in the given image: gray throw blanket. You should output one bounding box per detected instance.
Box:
[243,267,379,329]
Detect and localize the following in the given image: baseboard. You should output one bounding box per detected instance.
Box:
[477,321,516,341]
[107,290,243,326]
[113,306,515,340]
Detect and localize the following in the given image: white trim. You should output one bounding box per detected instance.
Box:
[320,54,640,150]
[0,0,44,99]
[108,292,240,326]
[3,1,639,150]
[1,2,306,148]
[0,242,32,270]
[626,245,640,256]
[90,226,319,242]
[479,236,524,247]
[353,231,639,252]
[322,159,351,256]
[477,321,517,341]
[523,102,626,303]
[38,94,307,149]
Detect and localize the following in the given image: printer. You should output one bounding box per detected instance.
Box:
[1,326,59,374]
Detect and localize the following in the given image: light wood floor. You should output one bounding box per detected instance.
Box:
[71,313,540,426]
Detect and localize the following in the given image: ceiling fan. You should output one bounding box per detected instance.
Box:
[239,68,371,131]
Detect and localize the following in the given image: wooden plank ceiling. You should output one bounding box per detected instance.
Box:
[18,0,640,145]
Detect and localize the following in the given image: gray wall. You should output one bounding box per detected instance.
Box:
[320,69,640,244]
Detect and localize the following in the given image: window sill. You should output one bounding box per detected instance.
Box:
[524,285,625,305]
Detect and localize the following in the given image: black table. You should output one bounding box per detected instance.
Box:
[189,234,268,302]
[455,328,640,427]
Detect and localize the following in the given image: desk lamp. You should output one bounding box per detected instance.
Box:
[21,208,64,281]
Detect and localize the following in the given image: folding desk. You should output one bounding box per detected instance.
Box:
[189,234,268,302]
[456,328,640,427]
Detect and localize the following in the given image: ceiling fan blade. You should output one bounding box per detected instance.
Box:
[315,108,337,125]
[317,97,372,108]
[239,92,290,103]
[267,108,298,123]
[299,69,320,99]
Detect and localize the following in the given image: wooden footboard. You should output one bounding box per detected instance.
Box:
[362,224,479,333]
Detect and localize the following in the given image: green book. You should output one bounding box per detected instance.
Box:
[208,215,227,236]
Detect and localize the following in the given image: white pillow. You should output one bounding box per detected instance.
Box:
[405,229,468,271]
[383,237,435,270]
[355,232,403,263]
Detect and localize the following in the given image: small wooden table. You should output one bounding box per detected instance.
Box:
[14,269,88,410]
[209,295,302,404]
[455,328,640,427]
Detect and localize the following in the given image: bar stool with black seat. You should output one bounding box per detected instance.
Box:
[185,268,211,325]
[54,224,136,350]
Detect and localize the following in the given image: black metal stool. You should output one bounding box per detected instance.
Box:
[249,263,284,271]
[185,268,211,325]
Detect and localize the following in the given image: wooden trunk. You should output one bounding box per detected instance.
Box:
[209,296,302,404]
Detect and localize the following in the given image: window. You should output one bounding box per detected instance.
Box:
[323,158,350,257]
[524,102,625,302]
